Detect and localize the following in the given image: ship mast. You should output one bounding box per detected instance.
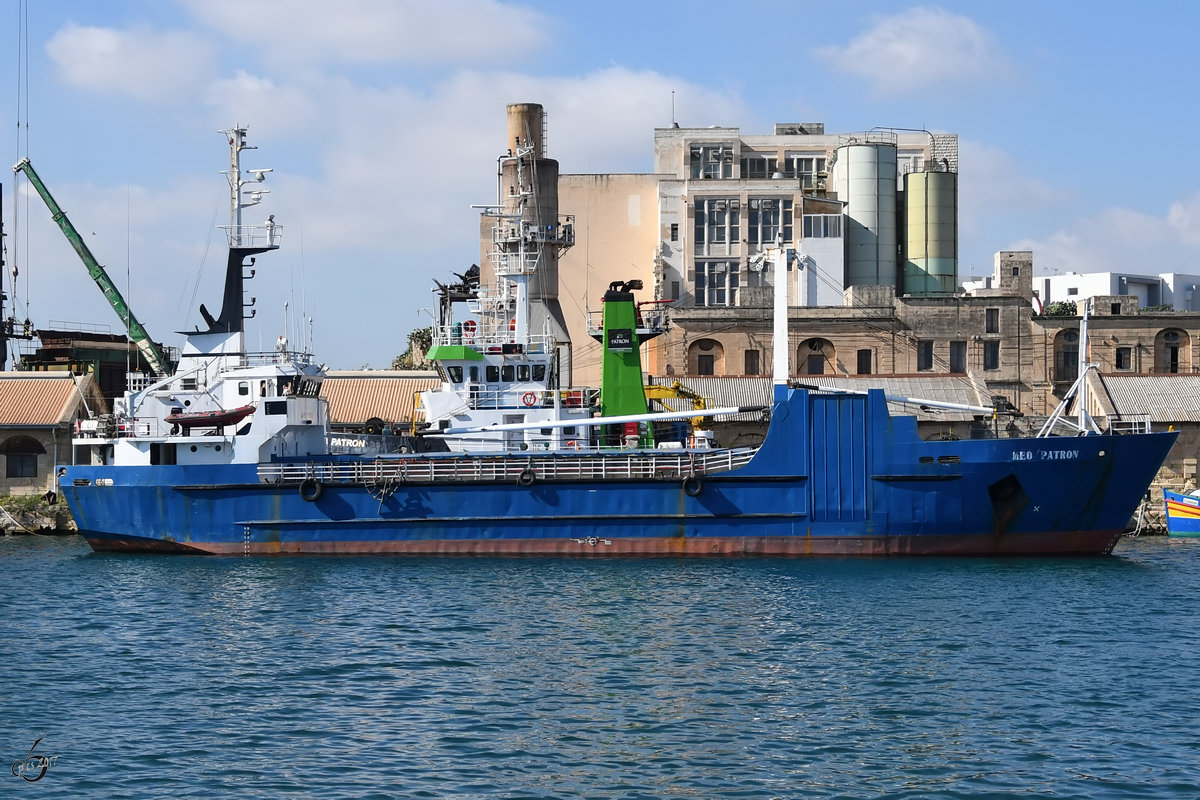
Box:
[220,124,272,249]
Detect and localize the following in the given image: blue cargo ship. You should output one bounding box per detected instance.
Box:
[55,120,1177,556]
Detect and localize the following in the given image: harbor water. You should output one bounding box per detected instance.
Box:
[2,534,1198,799]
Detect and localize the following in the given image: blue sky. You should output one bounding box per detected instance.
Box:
[3,0,1199,369]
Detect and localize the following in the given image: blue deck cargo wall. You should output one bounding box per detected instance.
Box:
[809,394,869,522]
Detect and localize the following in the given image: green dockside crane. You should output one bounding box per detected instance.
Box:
[13,157,171,376]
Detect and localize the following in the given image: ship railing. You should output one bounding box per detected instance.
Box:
[221,223,282,249]
[445,386,597,411]
[489,216,576,249]
[1108,415,1153,435]
[585,306,670,339]
[433,324,555,353]
[258,446,760,486]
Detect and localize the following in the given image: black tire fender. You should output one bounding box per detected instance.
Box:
[299,478,323,502]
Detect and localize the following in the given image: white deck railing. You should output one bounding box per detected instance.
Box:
[258,446,760,486]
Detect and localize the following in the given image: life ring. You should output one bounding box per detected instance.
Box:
[521,391,537,407]
[299,478,323,502]
[517,468,536,487]
[461,320,477,342]
[564,440,579,450]
[683,474,703,497]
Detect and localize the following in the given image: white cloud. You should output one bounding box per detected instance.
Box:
[202,71,319,136]
[1167,193,1200,247]
[1012,207,1200,276]
[179,0,551,67]
[819,7,1008,95]
[46,23,216,102]
[238,66,744,252]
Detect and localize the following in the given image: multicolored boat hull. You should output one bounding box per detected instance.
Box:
[1163,489,1200,537]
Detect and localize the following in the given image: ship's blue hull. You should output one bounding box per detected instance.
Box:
[60,389,1178,556]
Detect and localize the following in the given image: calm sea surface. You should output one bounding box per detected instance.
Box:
[2,534,1198,799]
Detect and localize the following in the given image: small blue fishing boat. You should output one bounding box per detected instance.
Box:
[1162,489,1200,537]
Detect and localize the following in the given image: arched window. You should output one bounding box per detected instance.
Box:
[1156,329,1190,374]
[1,435,45,479]
[796,338,835,376]
[1053,330,1079,382]
[687,339,724,376]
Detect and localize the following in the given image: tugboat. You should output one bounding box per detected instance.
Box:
[56,110,1179,556]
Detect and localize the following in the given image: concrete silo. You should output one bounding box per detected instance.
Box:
[902,166,958,295]
[834,138,898,289]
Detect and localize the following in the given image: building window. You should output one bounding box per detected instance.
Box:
[671,281,680,300]
[917,341,934,372]
[985,308,999,334]
[1111,303,1122,315]
[1116,347,1132,370]
[697,355,714,376]
[690,145,733,179]
[1,435,44,478]
[5,453,36,478]
[984,341,1000,371]
[802,214,841,239]
[744,349,760,376]
[784,154,827,188]
[1011,266,1020,277]
[1057,331,1079,379]
[740,154,777,179]
[694,198,740,253]
[694,261,739,307]
[950,341,966,373]
[670,223,678,242]
[806,354,824,375]
[1067,287,1079,296]
[747,198,793,247]
[856,349,872,375]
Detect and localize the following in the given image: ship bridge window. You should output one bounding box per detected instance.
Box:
[486,366,500,383]
[447,366,463,383]
[532,365,547,382]
[238,381,249,396]
[502,365,515,382]
[518,365,531,381]
[469,366,479,382]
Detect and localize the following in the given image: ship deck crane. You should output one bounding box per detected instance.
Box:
[644,380,712,430]
[12,157,171,376]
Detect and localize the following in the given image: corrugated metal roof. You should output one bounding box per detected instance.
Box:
[796,375,990,421]
[320,372,441,425]
[646,374,990,422]
[1100,374,1200,422]
[645,377,774,421]
[0,372,90,426]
